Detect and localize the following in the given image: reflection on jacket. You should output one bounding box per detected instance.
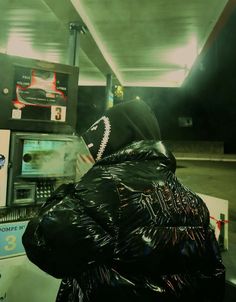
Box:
[22,141,225,302]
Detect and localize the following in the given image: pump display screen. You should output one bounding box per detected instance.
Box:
[21,139,75,177]
[14,67,68,107]
[12,66,69,122]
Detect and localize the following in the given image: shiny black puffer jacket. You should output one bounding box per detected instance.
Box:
[22,141,225,302]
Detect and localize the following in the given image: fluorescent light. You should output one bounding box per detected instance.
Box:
[123,68,187,87]
[79,78,106,86]
[6,31,60,62]
[164,36,198,70]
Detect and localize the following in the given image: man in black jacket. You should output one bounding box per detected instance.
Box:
[22,100,225,302]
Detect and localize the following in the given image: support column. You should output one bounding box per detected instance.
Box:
[68,23,87,66]
[105,73,113,109]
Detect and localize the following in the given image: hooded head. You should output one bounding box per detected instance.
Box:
[82,100,161,161]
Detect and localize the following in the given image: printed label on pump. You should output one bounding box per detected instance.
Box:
[0,221,28,258]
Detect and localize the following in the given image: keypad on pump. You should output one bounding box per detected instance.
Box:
[36,181,54,202]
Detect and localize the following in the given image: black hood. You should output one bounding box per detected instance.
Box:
[82,100,161,161]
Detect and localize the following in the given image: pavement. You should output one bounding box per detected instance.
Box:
[174,154,236,287]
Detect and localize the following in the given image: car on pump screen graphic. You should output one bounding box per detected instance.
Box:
[13,67,68,109]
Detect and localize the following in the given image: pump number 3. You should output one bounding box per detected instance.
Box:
[4,235,17,251]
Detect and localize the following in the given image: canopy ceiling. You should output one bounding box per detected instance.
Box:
[0,0,233,87]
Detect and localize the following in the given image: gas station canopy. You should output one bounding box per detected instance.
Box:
[0,0,233,87]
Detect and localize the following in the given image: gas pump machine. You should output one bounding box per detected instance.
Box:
[0,53,93,301]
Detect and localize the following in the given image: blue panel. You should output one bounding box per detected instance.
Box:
[0,221,28,258]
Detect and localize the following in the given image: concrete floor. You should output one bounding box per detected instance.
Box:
[175,159,236,285]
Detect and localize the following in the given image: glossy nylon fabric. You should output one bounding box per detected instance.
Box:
[22,101,225,301]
